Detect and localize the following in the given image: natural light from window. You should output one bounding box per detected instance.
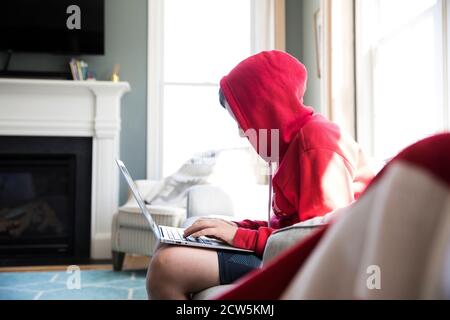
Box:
[162,0,252,176]
[359,0,448,162]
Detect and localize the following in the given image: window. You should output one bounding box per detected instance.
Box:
[356,0,449,163]
[148,0,277,178]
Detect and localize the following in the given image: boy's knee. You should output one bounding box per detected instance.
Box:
[147,248,175,281]
[146,247,181,299]
[149,247,177,275]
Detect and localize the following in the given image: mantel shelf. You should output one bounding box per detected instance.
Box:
[0,78,130,89]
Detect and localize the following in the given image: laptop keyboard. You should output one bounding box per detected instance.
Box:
[165,227,218,245]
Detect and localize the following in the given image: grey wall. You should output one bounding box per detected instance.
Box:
[286,0,303,61]
[286,0,322,113]
[0,0,148,205]
[89,0,147,205]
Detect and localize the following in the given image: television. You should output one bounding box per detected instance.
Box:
[0,0,104,55]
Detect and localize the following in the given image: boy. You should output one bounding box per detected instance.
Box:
[147,51,373,300]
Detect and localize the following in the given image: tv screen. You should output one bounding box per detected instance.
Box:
[0,0,104,55]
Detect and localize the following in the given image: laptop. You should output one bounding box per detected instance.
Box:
[116,159,253,253]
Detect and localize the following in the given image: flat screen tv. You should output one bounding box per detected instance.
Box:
[0,0,104,55]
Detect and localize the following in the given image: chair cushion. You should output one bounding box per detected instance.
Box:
[144,151,219,207]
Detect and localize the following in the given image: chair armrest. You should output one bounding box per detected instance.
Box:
[186,185,235,218]
[262,225,320,265]
[261,209,343,264]
[261,206,350,264]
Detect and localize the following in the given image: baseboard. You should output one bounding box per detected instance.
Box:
[91,233,112,260]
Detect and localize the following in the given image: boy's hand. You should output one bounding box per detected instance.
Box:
[183,218,238,246]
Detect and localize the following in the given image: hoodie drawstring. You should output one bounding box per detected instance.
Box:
[268,161,273,228]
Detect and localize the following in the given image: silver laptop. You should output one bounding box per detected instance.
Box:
[116,159,253,253]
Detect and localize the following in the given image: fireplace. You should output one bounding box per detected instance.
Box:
[0,136,92,266]
[0,78,130,260]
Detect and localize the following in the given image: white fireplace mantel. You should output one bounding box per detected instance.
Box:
[0,78,130,259]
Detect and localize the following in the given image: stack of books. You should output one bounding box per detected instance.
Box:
[69,59,90,81]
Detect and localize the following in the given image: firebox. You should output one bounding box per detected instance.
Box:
[0,136,92,266]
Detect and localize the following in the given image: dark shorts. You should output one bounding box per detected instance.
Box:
[217,250,262,285]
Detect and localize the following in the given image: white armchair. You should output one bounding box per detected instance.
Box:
[111,180,186,271]
[111,181,241,271]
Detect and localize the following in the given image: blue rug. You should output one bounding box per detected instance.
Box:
[0,270,147,300]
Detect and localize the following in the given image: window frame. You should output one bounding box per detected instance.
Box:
[146,0,284,179]
[321,0,356,138]
[355,0,450,159]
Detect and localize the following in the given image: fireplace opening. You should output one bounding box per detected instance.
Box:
[0,137,92,266]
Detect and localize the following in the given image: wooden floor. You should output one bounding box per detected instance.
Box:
[0,255,151,273]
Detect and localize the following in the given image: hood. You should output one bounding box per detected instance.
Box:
[220,50,314,162]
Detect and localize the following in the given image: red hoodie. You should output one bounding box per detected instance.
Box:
[220,51,374,256]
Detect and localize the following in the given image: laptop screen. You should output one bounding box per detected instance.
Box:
[115,159,161,239]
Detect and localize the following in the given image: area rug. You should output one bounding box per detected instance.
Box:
[0,270,147,300]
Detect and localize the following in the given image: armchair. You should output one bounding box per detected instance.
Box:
[188,185,323,300]
[111,179,323,300]
[192,223,320,300]
[111,181,239,271]
[111,180,186,271]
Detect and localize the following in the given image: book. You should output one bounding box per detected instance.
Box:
[69,59,89,81]
[80,61,88,80]
[76,60,83,80]
[69,59,78,80]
